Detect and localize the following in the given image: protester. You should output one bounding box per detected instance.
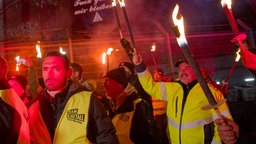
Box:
[70,62,97,92]
[103,68,161,144]
[151,68,170,144]
[210,46,256,144]
[132,52,234,143]
[119,62,153,111]
[28,51,119,143]
[0,56,30,143]
[8,75,34,107]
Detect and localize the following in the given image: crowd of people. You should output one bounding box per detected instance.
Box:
[0,39,256,143]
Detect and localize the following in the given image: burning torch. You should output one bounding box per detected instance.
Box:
[118,0,135,49]
[172,4,225,114]
[151,42,158,71]
[112,0,123,38]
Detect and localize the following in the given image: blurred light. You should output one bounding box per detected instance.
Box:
[244,78,255,82]
[216,81,220,85]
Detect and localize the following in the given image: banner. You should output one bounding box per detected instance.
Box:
[71,0,114,30]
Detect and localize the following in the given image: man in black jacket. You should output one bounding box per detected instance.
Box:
[103,68,161,144]
[28,51,119,143]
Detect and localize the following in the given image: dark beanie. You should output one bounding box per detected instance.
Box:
[104,68,128,88]
[119,62,135,75]
[175,59,189,68]
[9,75,28,90]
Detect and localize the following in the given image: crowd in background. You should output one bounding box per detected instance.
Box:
[0,39,256,143]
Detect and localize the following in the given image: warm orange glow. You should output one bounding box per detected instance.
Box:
[15,56,20,71]
[36,43,42,58]
[102,52,106,64]
[16,64,19,71]
[118,0,125,7]
[59,47,66,55]
[235,49,241,62]
[107,48,113,55]
[151,42,156,52]
[172,4,187,46]
[221,0,232,9]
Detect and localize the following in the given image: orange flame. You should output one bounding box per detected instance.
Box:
[36,43,42,58]
[235,49,241,62]
[151,42,156,51]
[118,0,125,7]
[59,47,66,55]
[102,52,106,64]
[172,4,187,46]
[107,48,113,55]
[221,0,232,9]
[15,56,20,71]
[112,0,117,6]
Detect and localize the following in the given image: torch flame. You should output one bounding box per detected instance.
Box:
[107,48,113,55]
[221,0,232,9]
[235,48,241,62]
[151,42,156,52]
[112,0,116,6]
[36,43,42,58]
[102,52,106,64]
[15,56,20,62]
[172,4,187,47]
[118,0,125,7]
[59,47,66,55]
[15,56,20,71]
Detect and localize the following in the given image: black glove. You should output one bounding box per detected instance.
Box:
[120,38,134,60]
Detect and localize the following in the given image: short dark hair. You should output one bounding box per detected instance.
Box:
[45,51,70,70]
[70,62,83,78]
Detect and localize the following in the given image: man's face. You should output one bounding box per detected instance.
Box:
[70,68,79,82]
[178,63,196,85]
[42,56,70,91]
[103,77,124,98]
[153,72,163,82]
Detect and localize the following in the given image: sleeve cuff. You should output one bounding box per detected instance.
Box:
[135,61,147,73]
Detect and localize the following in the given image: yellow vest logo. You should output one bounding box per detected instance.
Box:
[66,108,85,124]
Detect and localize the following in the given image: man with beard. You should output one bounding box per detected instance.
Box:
[132,52,234,144]
[28,51,118,144]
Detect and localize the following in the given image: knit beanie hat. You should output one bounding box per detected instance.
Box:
[175,59,189,67]
[119,62,135,75]
[104,68,128,88]
[9,75,28,90]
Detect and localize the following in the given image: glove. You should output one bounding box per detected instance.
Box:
[120,38,134,60]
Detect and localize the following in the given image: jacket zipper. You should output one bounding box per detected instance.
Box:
[179,85,189,144]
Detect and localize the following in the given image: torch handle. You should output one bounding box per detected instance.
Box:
[121,7,135,48]
[224,61,237,83]
[112,6,123,38]
[223,6,239,36]
[151,52,158,70]
[181,44,217,106]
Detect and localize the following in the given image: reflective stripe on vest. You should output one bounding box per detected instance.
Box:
[168,109,231,130]
[168,116,213,130]
[159,82,167,101]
